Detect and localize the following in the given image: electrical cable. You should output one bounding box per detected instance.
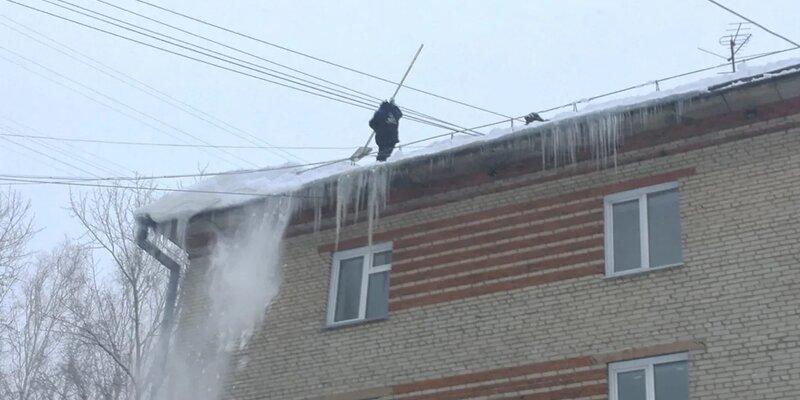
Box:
[704,0,800,48]
[4,0,378,114]
[23,136,121,176]
[6,1,483,139]
[0,116,137,175]
[2,121,133,177]
[0,122,122,176]
[135,0,520,121]
[46,0,481,136]
[0,176,320,198]
[0,130,377,150]
[0,156,354,182]
[1,142,75,177]
[43,0,379,108]
[0,16,304,162]
[0,44,255,168]
[0,135,101,177]
[91,0,484,136]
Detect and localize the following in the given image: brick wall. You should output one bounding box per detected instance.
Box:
[176,109,800,399]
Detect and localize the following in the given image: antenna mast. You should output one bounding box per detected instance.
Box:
[698,22,753,73]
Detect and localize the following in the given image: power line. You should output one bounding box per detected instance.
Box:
[1,116,137,175]
[125,0,800,137]
[0,14,306,163]
[17,135,121,176]
[1,123,118,176]
[0,177,319,198]
[92,0,484,137]
[41,0,477,136]
[0,17,390,154]
[0,135,101,177]
[1,141,75,177]
[0,130,372,150]
[0,156,355,182]
[48,0,481,136]
[41,0,378,108]
[1,7,484,181]
[135,0,519,121]
[7,1,481,139]
[0,43,255,168]
[704,0,800,48]
[94,1,389,104]
[3,1,374,112]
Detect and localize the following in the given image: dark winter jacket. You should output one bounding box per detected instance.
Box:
[369,101,403,161]
[369,101,403,147]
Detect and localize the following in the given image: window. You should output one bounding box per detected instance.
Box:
[604,182,683,277]
[609,353,689,400]
[327,242,391,327]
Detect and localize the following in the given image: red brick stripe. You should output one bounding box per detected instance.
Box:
[401,368,606,400]
[396,198,602,249]
[390,250,604,298]
[395,211,603,262]
[393,356,595,394]
[389,264,603,311]
[391,238,603,285]
[392,224,603,274]
[515,383,607,400]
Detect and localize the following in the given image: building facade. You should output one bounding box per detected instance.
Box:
[173,69,800,399]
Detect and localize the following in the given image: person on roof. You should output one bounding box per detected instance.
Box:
[369,100,403,162]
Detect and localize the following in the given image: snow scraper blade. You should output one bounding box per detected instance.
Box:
[349,146,372,162]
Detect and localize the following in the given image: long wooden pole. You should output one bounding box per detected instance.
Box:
[390,44,424,101]
[362,44,424,149]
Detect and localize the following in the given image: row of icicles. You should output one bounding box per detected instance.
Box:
[295,104,673,245]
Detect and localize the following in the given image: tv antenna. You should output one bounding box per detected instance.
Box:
[698,22,753,73]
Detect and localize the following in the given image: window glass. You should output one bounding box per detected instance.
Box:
[612,199,641,272]
[654,361,689,400]
[373,250,392,267]
[329,244,393,326]
[334,256,363,322]
[648,189,682,267]
[617,369,647,400]
[365,271,389,319]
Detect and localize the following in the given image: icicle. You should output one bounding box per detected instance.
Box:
[352,172,368,228]
[309,185,324,233]
[334,173,355,250]
[365,166,390,248]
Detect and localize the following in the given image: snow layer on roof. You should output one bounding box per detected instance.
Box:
[137,57,800,223]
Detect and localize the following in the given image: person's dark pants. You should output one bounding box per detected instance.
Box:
[376,145,395,161]
[375,129,398,162]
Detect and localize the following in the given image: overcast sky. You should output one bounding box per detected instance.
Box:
[1,0,798,250]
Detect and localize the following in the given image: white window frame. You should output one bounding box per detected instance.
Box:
[608,353,688,400]
[326,242,392,327]
[603,182,682,277]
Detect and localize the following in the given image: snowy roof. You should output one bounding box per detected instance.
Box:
[137,57,800,224]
